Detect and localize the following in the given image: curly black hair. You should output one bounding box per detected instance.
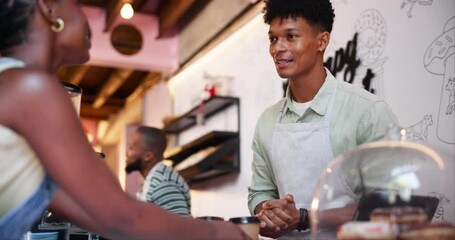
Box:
[262,0,335,33]
[0,0,35,53]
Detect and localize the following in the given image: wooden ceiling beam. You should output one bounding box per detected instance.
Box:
[105,0,128,32]
[126,72,162,105]
[132,0,147,11]
[81,103,122,120]
[68,65,90,85]
[92,69,134,109]
[158,0,195,37]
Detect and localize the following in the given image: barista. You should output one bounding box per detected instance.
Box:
[248,0,398,238]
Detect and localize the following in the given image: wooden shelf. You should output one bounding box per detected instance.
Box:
[177,137,240,183]
[163,96,240,184]
[163,96,239,134]
[164,131,238,165]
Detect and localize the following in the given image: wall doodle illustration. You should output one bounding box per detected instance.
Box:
[401,0,434,18]
[324,9,388,98]
[445,77,455,115]
[324,33,376,95]
[424,16,455,144]
[428,192,451,222]
[405,114,433,143]
[353,9,388,98]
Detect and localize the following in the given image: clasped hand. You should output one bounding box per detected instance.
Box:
[256,194,300,238]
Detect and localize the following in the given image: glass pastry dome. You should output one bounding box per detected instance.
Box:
[309,125,454,239]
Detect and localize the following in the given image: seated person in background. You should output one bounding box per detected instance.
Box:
[126,126,191,216]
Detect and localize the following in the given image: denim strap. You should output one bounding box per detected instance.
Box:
[0,174,58,239]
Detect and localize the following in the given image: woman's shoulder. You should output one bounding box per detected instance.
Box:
[1,68,58,89]
[0,68,63,103]
[0,68,64,126]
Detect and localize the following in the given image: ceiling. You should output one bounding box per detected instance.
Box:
[61,0,260,121]
[59,0,208,120]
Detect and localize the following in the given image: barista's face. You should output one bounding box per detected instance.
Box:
[125,131,146,173]
[268,16,322,81]
[52,0,91,64]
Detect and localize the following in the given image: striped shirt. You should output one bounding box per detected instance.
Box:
[137,161,191,216]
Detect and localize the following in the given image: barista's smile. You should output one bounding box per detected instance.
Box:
[275,58,293,69]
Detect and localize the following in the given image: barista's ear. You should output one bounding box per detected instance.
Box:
[318,31,330,52]
[36,0,58,25]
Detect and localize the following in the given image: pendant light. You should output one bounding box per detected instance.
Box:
[120,2,134,19]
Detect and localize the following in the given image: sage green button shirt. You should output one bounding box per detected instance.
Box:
[248,69,398,214]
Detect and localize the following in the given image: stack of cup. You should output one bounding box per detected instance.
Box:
[196,216,225,221]
[229,216,260,240]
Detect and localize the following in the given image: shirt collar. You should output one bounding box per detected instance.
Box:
[145,161,163,180]
[281,68,337,117]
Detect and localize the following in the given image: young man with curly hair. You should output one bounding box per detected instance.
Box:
[248,0,398,238]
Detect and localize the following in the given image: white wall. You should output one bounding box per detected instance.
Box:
[148,0,455,222]
[167,13,280,219]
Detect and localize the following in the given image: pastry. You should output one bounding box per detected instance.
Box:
[399,222,455,240]
[337,221,398,240]
[370,206,428,230]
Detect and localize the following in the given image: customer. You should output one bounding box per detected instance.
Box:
[0,0,247,239]
[126,126,191,216]
[248,0,398,238]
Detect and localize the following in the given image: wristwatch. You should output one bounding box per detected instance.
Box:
[298,208,309,231]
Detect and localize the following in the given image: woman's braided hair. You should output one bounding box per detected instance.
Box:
[0,0,35,53]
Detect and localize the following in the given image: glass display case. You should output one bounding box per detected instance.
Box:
[309,125,455,239]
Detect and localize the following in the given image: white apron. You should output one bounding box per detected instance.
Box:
[271,87,336,210]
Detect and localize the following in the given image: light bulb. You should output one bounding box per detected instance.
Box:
[120,3,134,19]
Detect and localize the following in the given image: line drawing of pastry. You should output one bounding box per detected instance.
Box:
[445,76,455,115]
[353,9,388,98]
[424,16,455,144]
[428,192,450,223]
[401,0,434,18]
[405,114,433,143]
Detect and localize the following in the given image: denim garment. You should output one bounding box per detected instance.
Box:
[0,174,58,239]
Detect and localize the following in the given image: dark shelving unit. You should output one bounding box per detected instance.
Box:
[178,137,239,182]
[163,96,240,184]
[165,131,238,165]
[163,96,239,134]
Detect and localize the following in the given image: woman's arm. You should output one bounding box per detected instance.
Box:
[6,70,247,239]
[48,189,108,235]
